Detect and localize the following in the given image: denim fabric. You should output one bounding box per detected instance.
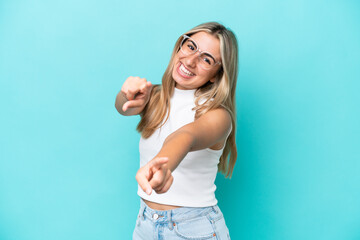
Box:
[133,199,230,240]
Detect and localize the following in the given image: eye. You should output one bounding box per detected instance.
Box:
[184,39,197,51]
[202,56,213,65]
[187,43,195,51]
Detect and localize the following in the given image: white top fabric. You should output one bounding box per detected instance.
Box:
[137,87,228,207]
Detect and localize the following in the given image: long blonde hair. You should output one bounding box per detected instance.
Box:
[137,22,238,178]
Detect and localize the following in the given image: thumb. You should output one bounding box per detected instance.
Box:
[122,99,143,112]
[149,157,169,171]
[139,81,152,94]
[145,81,152,90]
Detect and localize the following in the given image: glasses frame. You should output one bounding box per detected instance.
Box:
[180,35,222,70]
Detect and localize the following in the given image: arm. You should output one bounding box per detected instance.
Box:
[136,107,232,194]
[156,107,231,171]
[115,76,152,116]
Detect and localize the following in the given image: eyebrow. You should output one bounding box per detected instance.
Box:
[189,39,197,48]
[202,52,216,63]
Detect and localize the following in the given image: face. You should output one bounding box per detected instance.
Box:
[172,31,222,90]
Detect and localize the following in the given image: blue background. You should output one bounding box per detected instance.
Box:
[1,0,359,239]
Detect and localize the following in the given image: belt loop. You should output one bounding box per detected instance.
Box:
[212,206,219,214]
[168,210,174,230]
[137,204,145,227]
[140,201,146,220]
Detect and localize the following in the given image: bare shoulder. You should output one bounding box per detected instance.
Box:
[191,107,231,146]
[196,107,232,129]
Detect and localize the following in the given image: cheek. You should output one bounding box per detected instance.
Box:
[171,56,179,70]
[209,67,221,78]
[204,70,220,83]
[171,60,180,79]
[174,52,183,61]
[201,69,216,79]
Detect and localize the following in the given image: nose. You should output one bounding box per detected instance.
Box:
[184,52,199,68]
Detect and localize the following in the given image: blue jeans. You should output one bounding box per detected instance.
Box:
[133,199,231,240]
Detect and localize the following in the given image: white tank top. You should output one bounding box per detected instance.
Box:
[137,87,228,207]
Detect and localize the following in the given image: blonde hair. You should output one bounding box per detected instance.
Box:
[137,22,238,178]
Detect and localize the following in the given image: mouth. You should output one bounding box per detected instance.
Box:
[177,62,195,78]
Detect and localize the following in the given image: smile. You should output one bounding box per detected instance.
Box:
[178,63,195,78]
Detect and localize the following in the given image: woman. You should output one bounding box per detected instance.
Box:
[115,22,238,239]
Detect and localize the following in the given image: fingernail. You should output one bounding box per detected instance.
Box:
[146,189,151,195]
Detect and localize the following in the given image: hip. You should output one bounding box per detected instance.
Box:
[133,198,231,240]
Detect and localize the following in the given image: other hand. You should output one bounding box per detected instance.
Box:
[121,76,152,112]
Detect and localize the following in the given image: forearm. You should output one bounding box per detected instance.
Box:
[155,130,195,172]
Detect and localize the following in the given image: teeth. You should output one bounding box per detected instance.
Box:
[180,64,194,76]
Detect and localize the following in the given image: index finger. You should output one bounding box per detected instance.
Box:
[136,170,153,195]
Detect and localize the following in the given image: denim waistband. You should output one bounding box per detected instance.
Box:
[138,199,221,224]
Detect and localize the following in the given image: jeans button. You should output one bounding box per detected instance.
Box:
[152,213,159,220]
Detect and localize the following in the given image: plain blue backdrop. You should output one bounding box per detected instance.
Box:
[1,0,359,239]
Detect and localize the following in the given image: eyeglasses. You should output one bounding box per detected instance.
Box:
[179,35,221,70]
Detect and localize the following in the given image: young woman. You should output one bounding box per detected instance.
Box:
[115,22,238,239]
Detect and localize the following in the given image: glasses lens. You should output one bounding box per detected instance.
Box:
[180,36,219,70]
[199,53,216,69]
[181,37,197,55]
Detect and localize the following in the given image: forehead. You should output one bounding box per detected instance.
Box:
[190,31,221,60]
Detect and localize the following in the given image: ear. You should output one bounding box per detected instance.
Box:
[209,78,216,83]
